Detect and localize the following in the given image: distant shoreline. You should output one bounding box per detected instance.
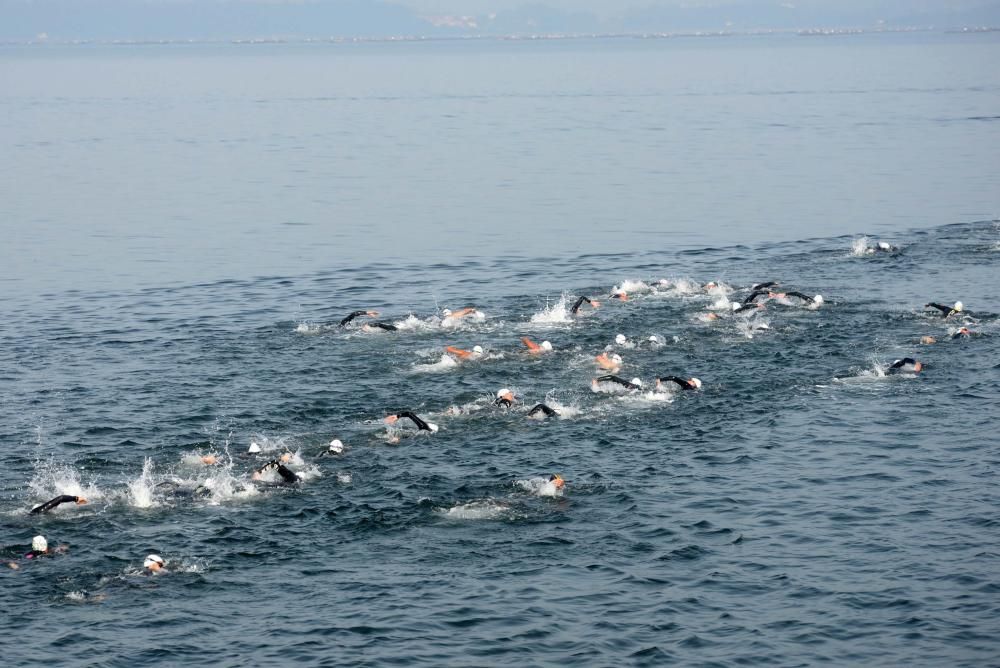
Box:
[2,25,998,48]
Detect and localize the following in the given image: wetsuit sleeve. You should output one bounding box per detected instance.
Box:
[30,495,79,514]
[276,464,299,484]
[339,310,368,327]
[732,303,757,313]
[527,403,558,417]
[889,358,915,370]
[658,376,690,389]
[397,411,431,431]
[743,290,767,304]
[371,322,398,331]
[570,296,589,314]
[785,291,813,302]
[924,303,951,316]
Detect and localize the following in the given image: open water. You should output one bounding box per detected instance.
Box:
[1,32,999,666]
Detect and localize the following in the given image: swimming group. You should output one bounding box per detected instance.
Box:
[11,237,984,575]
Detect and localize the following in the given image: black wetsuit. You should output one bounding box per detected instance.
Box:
[339,310,370,327]
[784,291,817,304]
[925,303,961,318]
[658,376,696,390]
[888,358,919,373]
[751,281,779,291]
[742,290,770,304]
[30,495,81,515]
[255,460,300,484]
[366,321,398,332]
[732,302,761,314]
[394,411,433,431]
[570,296,596,315]
[527,403,558,418]
[594,375,642,390]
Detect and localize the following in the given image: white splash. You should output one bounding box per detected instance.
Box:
[127,458,159,509]
[412,353,459,373]
[529,295,573,324]
[28,461,104,505]
[851,236,874,257]
[516,477,564,498]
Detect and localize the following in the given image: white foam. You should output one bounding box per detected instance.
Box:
[412,353,459,373]
[709,295,735,311]
[294,322,326,335]
[393,314,436,332]
[336,472,352,484]
[28,461,104,506]
[614,279,652,294]
[441,500,509,520]
[516,477,564,498]
[529,295,573,324]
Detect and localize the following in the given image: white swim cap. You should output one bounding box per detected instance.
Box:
[32,535,47,552]
[877,241,890,250]
[813,295,824,305]
[541,341,552,351]
[611,353,623,363]
[473,345,483,354]
[731,302,741,311]
[691,378,703,389]
[143,554,164,569]
[442,308,452,317]
[648,335,658,342]
[329,439,344,453]
[248,442,261,454]
[615,334,627,345]
[428,422,439,433]
[497,388,512,399]
[954,301,963,311]
[630,377,643,388]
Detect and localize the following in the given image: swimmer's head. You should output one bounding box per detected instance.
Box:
[615,334,627,345]
[472,345,484,355]
[442,308,452,317]
[612,290,628,301]
[913,361,923,373]
[329,439,344,454]
[32,536,48,553]
[248,442,261,454]
[496,388,515,404]
[704,281,717,289]
[548,474,565,489]
[690,378,703,389]
[611,353,623,363]
[541,341,553,351]
[366,310,380,317]
[279,452,293,463]
[731,302,741,312]
[427,422,439,433]
[143,554,164,572]
[877,241,891,250]
[384,414,399,425]
[954,301,963,312]
[957,327,970,336]
[630,377,643,388]
[648,335,658,343]
[813,295,824,305]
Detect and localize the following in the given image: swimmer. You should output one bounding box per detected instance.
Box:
[570,295,601,315]
[25,535,67,558]
[541,474,565,496]
[610,289,628,301]
[951,327,973,339]
[362,321,399,332]
[339,310,379,327]
[384,411,439,433]
[527,403,559,418]
[143,554,166,574]
[494,388,516,408]
[30,494,87,515]
[521,337,553,354]
[656,376,703,391]
[591,374,643,392]
[252,459,300,484]
[776,291,824,307]
[872,241,897,252]
[888,358,923,374]
[595,352,623,372]
[925,301,964,318]
[445,344,484,361]
[751,281,779,291]
[325,439,346,455]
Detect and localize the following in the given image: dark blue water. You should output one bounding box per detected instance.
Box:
[2,34,1000,666]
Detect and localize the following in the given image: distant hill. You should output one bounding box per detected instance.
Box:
[2,0,999,42]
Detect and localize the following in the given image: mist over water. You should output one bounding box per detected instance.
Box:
[1,33,999,666]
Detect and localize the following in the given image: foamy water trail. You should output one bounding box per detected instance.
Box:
[412,353,459,374]
[851,236,873,257]
[440,500,510,520]
[28,460,104,506]
[516,477,564,498]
